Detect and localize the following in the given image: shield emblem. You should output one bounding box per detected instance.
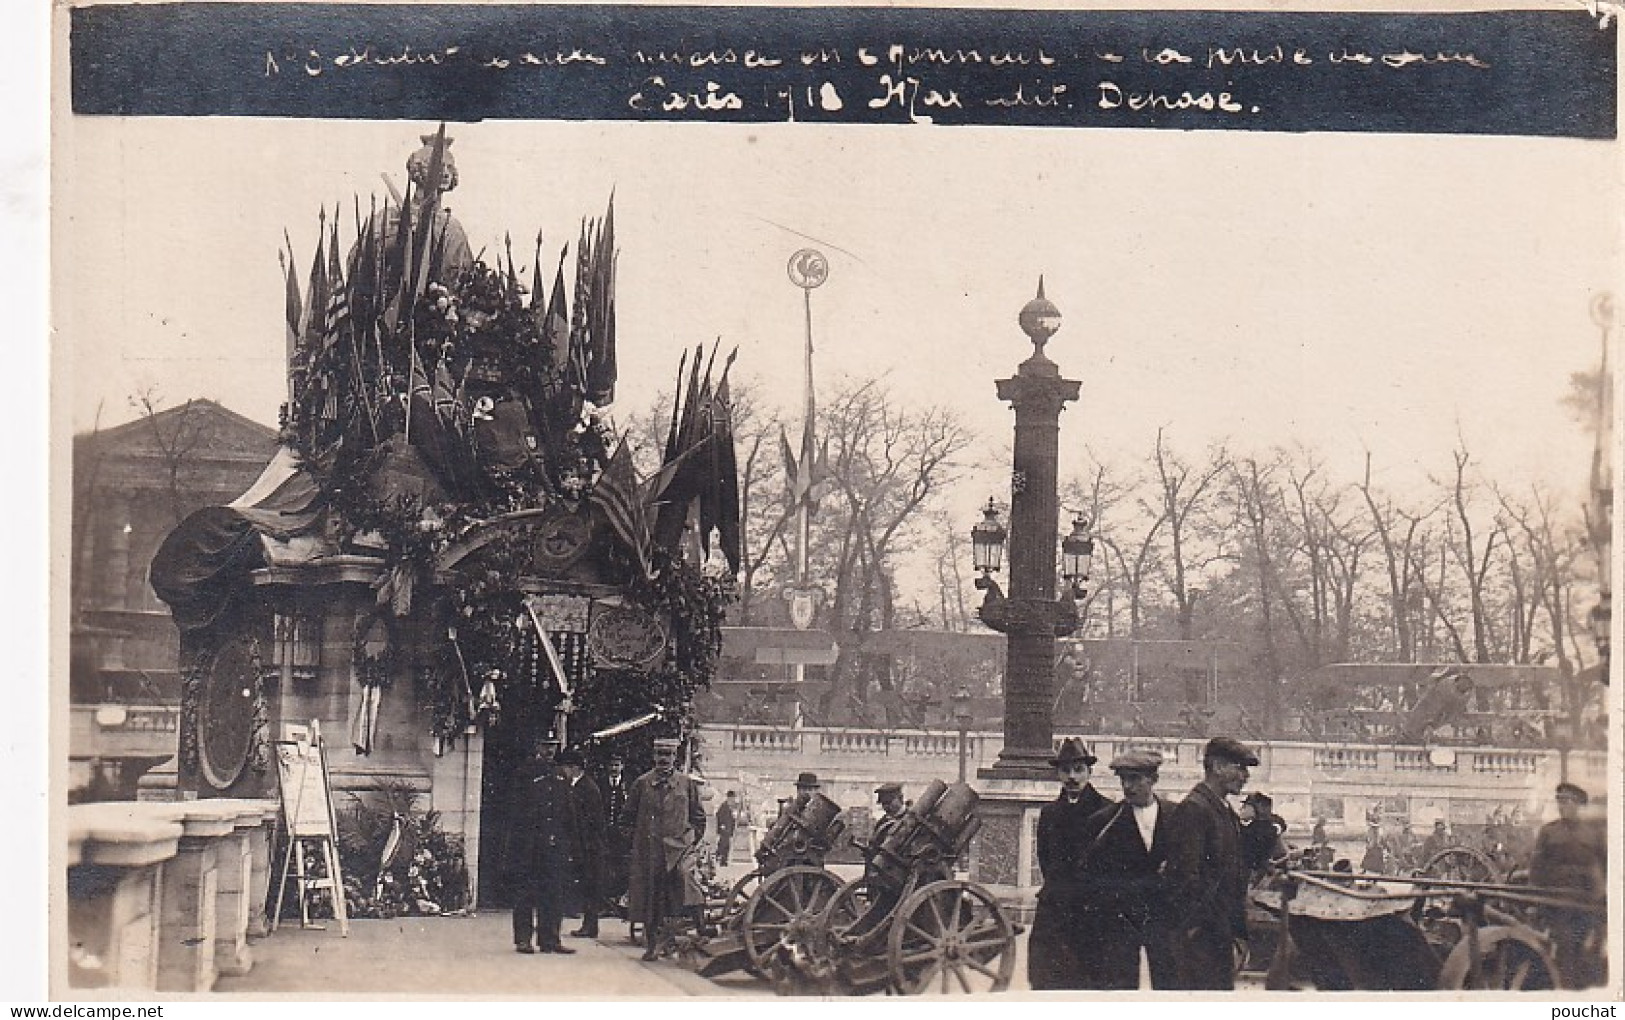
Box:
[784,584,823,631]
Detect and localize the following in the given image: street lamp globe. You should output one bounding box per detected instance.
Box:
[971,498,1008,577]
[953,684,974,727]
[1018,276,1063,348]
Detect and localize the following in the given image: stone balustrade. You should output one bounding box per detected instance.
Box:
[1471,751,1540,774]
[67,798,279,993]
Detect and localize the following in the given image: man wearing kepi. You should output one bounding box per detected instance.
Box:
[1529,782,1606,987]
[1165,736,1259,989]
[1027,737,1111,990]
[621,737,707,961]
[1075,750,1178,989]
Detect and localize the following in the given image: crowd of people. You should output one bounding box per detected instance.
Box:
[500,729,1606,991]
[1027,735,1285,991]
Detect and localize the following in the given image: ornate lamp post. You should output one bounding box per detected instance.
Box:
[972,279,1083,779]
[953,684,974,783]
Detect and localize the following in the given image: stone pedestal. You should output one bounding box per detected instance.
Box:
[210,800,277,976]
[152,801,240,992]
[66,805,183,991]
[242,804,280,939]
[967,775,1055,924]
[431,725,484,908]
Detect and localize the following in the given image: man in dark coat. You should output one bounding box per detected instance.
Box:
[715,791,740,867]
[601,755,632,918]
[1165,736,1258,989]
[619,737,707,961]
[1075,749,1178,989]
[1529,782,1607,988]
[1027,737,1112,990]
[506,737,578,955]
[557,748,604,939]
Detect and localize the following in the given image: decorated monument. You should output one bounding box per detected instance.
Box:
[149,128,741,904]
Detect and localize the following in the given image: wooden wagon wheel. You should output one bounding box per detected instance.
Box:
[816,876,884,952]
[1414,845,1502,953]
[886,879,1015,995]
[720,869,764,924]
[1421,845,1497,883]
[741,866,842,975]
[1436,925,1558,989]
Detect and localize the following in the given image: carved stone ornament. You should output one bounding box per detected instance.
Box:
[587,604,670,671]
[529,507,594,574]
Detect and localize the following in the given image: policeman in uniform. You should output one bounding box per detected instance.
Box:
[506,736,578,955]
[1027,737,1111,990]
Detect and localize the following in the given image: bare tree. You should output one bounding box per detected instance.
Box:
[1148,429,1231,640]
[132,389,211,527]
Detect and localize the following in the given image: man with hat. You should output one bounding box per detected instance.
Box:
[1165,736,1259,989]
[1073,749,1177,989]
[1529,782,1606,987]
[505,735,578,955]
[792,772,821,812]
[600,755,632,919]
[1027,736,1113,990]
[871,783,906,850]
[620,737,707,960]
[556,748,604,939]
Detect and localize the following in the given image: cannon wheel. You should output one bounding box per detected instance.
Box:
[722,870,764,920]
[1421,845,1497,883]
[886,879,1014,995]
[1436,925,1558,989]
[741,866,842,975]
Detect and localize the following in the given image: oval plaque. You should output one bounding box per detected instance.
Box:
[198,633,258,790]
[587,604,670,672]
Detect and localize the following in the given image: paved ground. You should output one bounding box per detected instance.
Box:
[215,912,770,998]
[214,857,1261,998]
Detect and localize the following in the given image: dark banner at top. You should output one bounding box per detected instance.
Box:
[69,4,1616,137]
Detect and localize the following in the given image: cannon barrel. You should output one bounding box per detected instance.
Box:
[756,791,846,869]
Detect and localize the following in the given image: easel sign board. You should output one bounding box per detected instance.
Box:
[274,736,335,838]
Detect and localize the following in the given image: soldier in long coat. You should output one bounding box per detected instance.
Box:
[557,748,605,939]
[1164,736,1258,989]
[1529,782,1607,988]
[1027,737,1112,990]
[1075,750,1178,989]
[619,738,707,961]
[505,737,579,955]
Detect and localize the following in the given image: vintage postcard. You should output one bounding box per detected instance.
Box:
[49,0,1621,1003]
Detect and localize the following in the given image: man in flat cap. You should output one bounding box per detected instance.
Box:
[620,737,707,960]
[556,748,604,939]
[505,736,578,955]
[1071,749,1178,989]
[1165,736,1259,989]
[1530,782,1606,987]
[1028,736,1112,990]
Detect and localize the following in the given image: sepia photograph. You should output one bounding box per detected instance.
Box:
[48,0,1620,1001]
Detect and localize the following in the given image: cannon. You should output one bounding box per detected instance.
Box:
[757,779,1018,995]
[679,790,848,978]
[1251,867,1604,990]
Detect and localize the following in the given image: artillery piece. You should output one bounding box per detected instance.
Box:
[760,779,1018,995]
[680,790,849,978]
